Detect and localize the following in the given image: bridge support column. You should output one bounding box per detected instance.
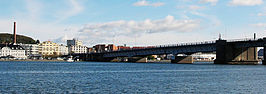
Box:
[128,57,148,63]
[171,56,193,64]
[108,57,128,62]
[110,57,119,62]
[214,40,258,64]
[263,47,266,65]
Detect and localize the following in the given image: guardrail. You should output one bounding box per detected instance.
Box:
[89,38,263,54]
[227,38,257,42]
[155,40,216,48]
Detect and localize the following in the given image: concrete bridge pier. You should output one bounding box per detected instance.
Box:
[110,57,120,62]
[261,37,266,65]
[109,57,128,62]
[214,40,258,64]
[127,57,148,63]
[263,47,266,65]
[171,55,193,64]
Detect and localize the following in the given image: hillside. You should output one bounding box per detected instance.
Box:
[0,33,36,44]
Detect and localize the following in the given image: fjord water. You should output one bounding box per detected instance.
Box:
[1,61,266,93]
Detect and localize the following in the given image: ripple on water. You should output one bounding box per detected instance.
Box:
[1,61,266,93]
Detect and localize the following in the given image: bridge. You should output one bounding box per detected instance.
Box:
[75,37,266,65]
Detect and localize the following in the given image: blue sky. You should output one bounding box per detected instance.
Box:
[0,0,265,46]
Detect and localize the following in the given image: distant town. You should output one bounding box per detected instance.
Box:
[0,22,264,62]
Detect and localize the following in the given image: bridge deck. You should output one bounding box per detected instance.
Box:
[75,38,265,58]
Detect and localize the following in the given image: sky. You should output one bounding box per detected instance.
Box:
[0,0,265,47]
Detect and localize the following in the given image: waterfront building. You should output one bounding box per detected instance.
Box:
[58,44,68,55]
[106,44,118,52]
[67,39,87,54]
[92,44,118,53]
[68,45,87,54]
[38,41,60,56]
[19,44,41,59]
[67,38,83,46]
[94,44,107,53]
[88,47,96,53]
[0,44,27,59]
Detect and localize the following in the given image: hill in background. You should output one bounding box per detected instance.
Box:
[0,33,37,44]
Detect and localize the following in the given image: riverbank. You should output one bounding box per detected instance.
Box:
[0,59,65,62]
[148,60,214,63]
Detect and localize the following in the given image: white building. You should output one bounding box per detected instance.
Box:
[68,45,87,54]
[19,44,40,56]
[58,44,68,55]
[67,39,87,54]
[0,44,27,59]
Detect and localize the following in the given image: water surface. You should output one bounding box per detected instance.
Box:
[0,61,266,93]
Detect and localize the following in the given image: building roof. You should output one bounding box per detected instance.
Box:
[0,44,25,50]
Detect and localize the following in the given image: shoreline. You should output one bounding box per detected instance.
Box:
[0,59,67,62]
[0,59,215,62]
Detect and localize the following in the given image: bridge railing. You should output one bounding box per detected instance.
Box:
[97,40,217,53]
[91,38,263,54]
[226,38,257,42]
[155,40,216,48]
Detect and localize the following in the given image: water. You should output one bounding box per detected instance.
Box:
[1,61,266,93]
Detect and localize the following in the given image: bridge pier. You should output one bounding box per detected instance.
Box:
[263,47,266,65]
[110,57,120,62]
[112,57,128,62]
[214,40,258,64]
[171,56,193,64]
[128,57,148,63]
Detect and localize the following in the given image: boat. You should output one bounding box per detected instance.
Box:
[66,56,74,62]
[66,58,74,62]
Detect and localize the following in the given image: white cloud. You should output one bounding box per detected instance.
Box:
[53,35,74,45]
[0,18,80,44]
[188,5,205,10]
[55,0,84,23]
[199,0,218,6]
[78,15,200,46]
[251,23,266,27]
[190,12,221,27]
[25,0,43,21]
[229,0,263,6]
[133,0,165,7]
[258,13,266,16]
[0,20,13,33]
[251,23,266,33]
[0,0,83,44]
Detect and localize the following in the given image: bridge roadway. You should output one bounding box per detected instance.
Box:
[103,38,265,58]
[74,37,266,64]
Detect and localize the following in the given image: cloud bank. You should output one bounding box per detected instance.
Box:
[258,13,266,16]
[54,0,84,23]
[78,15,200,45]
[199,0,218,6]
[133,0,165,7]
[188,5,206,10]
[229,0,264,6]
[251,23,266,27]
